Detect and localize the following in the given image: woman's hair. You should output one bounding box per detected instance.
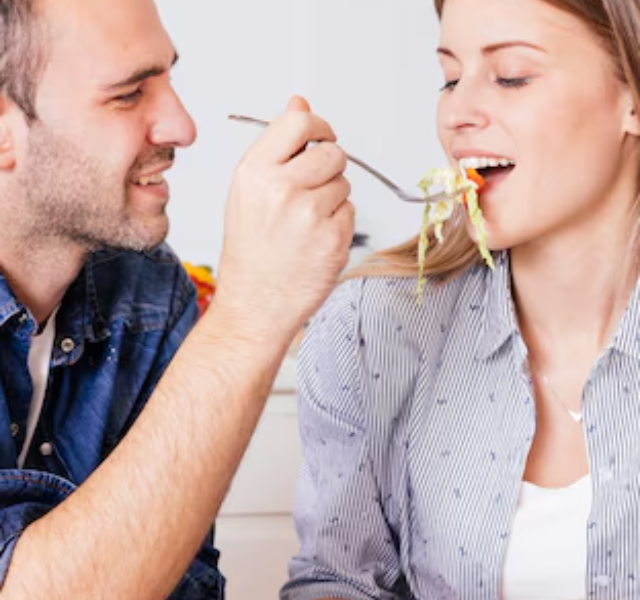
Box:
[345,206,479,282]
[347,0,640,283]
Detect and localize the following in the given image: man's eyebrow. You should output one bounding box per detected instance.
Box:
[437,41,547,58]
[101,51,179,91]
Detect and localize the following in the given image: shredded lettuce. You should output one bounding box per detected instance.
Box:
[416,167,495,297]
[463,180,495,270]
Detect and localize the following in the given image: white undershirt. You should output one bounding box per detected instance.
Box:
[501,475,591,600]
[17,312,57,468]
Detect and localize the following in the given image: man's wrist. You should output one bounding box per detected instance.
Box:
[200,288,302,350]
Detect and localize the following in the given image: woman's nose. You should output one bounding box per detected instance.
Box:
[439,79,490,132]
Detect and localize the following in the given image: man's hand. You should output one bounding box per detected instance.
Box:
[213,96,355,341]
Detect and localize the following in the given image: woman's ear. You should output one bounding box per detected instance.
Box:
[622,88,640,137]
[624,107,640,137]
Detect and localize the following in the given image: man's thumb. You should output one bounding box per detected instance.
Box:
[286,95,311,112]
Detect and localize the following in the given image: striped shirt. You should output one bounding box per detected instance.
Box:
[281,251,640,600]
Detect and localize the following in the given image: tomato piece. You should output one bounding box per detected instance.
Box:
[466,168,485,192]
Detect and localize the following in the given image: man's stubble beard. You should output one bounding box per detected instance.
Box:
[16,123,170,254]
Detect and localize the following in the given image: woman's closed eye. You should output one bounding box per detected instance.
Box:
[440,76,531,92]
[496,76,531,89]
[440,79,459,92]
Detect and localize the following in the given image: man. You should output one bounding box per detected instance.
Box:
[0,0,353,599]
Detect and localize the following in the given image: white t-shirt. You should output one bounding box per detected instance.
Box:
[501,475,591,600]
[17,312,57,468]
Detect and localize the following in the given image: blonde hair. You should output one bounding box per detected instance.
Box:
[346,206,480,282]
[347,0,640,284]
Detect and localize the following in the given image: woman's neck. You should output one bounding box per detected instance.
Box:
[511,228,634,362]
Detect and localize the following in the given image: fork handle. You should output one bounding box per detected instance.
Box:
[341,152,402,193]
[229,114,401,189]
[228,115,309,158]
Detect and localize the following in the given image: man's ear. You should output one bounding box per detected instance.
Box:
[0,120,15,169]
[0,93,23,170]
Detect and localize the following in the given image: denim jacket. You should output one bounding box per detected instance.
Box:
[0,244,224,599]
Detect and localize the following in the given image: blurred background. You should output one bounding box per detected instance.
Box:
[157,0,445,270]
[154,1,444,598]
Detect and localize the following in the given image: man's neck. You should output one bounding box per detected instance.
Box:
[0,240,88,325]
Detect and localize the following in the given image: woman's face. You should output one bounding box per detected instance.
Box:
[437,0,640,253]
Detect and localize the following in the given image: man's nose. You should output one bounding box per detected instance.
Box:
[149,88,197,148]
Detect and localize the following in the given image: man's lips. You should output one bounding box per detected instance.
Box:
[131,162,173,186]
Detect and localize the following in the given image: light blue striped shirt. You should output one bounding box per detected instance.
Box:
[281,251,640,600]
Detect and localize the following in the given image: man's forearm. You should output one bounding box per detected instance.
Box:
[2,302,290,600]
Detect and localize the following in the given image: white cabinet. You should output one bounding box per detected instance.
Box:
[216,516,299,599]
[216,358,302,600]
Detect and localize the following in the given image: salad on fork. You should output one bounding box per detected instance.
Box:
[416,164,495,294]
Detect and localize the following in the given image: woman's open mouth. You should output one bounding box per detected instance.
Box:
[459,156,515,191]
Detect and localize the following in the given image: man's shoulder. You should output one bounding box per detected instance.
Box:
[90,243,183,270]
[84,243,195,331]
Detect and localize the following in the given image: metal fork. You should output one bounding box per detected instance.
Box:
[228,114,455,205]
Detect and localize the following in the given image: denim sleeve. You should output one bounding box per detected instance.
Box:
[281,280,403,600]
[135,265,225,599]
[0,263,224,598]
[0,468,224,598]
[0,470,76,585]
[168,528,224,600]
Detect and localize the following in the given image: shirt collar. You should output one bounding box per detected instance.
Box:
[0,271,24,328]
[475,251,640,363]
[0,253,111,343]
[60,253,112,344]
[475,251,520,361]
[608,272,640,361]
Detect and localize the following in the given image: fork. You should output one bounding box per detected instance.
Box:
[228,114,455,205]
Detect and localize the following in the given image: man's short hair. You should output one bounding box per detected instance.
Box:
[0,0,48,122]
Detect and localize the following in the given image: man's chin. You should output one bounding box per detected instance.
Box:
[94,222,169,254]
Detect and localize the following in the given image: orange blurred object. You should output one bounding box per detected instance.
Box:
[183,262,216,317]
[466,168,485,192]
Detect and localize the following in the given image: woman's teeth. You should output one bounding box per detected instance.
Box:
[459,157,515,171]
[136,173,165,186]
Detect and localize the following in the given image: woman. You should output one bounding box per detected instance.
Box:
[280,0,640,599]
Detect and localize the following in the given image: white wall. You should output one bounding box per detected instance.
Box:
[155,0,446,269]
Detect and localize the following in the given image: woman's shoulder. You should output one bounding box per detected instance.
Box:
[327,264,490,329]
[302,265,492,367]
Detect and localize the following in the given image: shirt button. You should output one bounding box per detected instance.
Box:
[18,312,28,324]
[60,338,75,353]
[39,442,53,457]
[594,575,610,587]
[10,423,19,437]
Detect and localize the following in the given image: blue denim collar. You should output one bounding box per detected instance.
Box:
[0,251,115,345]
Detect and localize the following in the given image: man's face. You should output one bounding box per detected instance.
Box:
[13,0,197,252]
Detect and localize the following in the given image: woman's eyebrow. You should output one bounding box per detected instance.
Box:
[437,40,547,59]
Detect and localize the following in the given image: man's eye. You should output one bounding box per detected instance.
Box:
[116,89,143,104]
[496,77,530,89]
[440,79,459,92]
